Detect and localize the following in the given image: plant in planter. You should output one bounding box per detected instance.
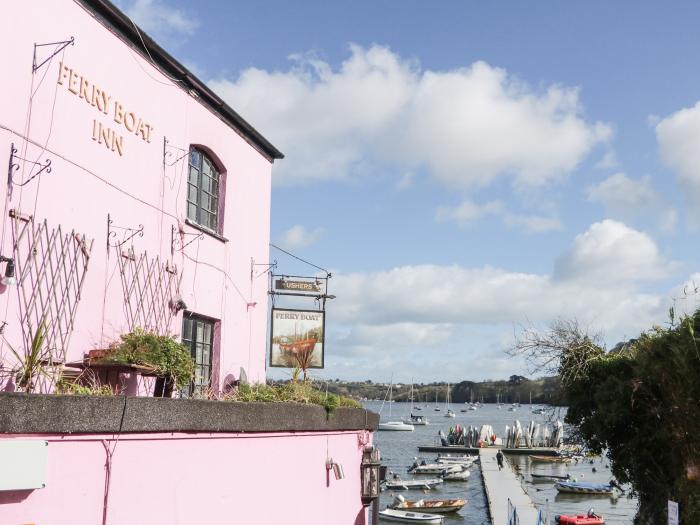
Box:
[100,328,194,396]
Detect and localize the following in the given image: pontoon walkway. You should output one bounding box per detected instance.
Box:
[479,448,539,524]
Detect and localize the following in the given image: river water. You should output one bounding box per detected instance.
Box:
[365,401,638,524]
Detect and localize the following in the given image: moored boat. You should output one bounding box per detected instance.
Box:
[378,508,444,523]
[389,495,466,514]
[383,478,443,491]
[529,455,572,463]
[555,481,614,495]
[555,510,605,524]
[441,469,470,481]
[379,421,415,431]
[410,462,465,475]
[531,472,570,482]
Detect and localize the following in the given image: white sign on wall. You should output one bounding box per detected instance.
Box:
[668,500,679,525]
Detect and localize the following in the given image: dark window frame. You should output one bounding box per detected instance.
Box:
[181,312,220,397]
[187,146,226,236]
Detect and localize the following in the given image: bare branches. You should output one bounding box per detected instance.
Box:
[509,318,605,385]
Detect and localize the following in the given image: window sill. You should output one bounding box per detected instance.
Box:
[185,219,228,243]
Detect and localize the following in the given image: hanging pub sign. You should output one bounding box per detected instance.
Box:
[274,278,321,293]
[270,308,324,369]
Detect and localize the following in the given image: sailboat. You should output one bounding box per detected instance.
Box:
[433,389,441,411]
[404,381,429,426]
[444,383,455,418]
[378,379,414,431]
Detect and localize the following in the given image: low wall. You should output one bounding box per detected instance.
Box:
[0,394,379,525]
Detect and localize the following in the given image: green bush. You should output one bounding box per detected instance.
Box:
[228,380,361,413]
[103,328,194,389]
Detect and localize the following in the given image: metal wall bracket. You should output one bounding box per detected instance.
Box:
[33,37,74,72]
[7,143,52,198]
[107,213,144,250]
[170,224,203,255]
[163,137,189,167]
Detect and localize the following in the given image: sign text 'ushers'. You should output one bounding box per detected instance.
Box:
[57,62,155,156]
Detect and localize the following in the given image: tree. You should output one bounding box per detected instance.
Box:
[512,315,700,524]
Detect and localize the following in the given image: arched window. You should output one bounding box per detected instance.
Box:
[187,148,221,232]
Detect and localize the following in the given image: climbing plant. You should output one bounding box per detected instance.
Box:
[513,311,700,524]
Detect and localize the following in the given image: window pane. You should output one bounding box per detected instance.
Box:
[187,202,197,221]
[203,323,212,343]
[203,158,215,177]
[190,150,201,168]
[187,183,198,203]
[188,166,198,184]
[183,318,193,340]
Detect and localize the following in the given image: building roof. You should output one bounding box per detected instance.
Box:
[77,0,284,161]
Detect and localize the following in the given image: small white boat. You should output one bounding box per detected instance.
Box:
[379,421,415,431]
[444,409,456,418]
[378,379,414,431]
[441,470,470,481]
[436,454,476,464]
[390,495,466,514]
[411,463,465,475]
[405,414,429,426]
[384,478,443,491]
[379,508,443,523]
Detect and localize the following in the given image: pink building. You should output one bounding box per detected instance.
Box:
[0,0,284,393]
[0,2,380,523]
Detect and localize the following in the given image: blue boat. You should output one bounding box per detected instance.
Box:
[555,481,614,495]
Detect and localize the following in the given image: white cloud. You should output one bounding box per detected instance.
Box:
[554,219,673,284]
[656,102,700,224]
[436,199,562,233]
[587,173,677,232]
[331,220,674,345]
[116,0,198,40]
[436,199,503,225]
[279,225,324,250]
[209,45,610,187]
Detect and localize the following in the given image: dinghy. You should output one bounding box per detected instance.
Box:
[531,473,570,482]
[378,508,443,523]
[410,463,465,475]
[555,481,614,495]
[389,495,466,514]
[529,455,572,463]
[384,478,443,491]
[441,469,470,481]
[555,510,605,524]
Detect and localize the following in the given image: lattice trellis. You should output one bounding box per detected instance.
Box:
[12,213,94,365]
[116,247,181,335]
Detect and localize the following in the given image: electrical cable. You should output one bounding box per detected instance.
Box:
[269,243,330,276]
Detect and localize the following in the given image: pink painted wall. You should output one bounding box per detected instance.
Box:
[0,0,276,387]
[0,431,371,525]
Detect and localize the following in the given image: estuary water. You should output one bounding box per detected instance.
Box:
[365,401,638,524]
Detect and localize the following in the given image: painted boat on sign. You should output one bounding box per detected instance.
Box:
[379,508,444,523]
[389,495,466,514]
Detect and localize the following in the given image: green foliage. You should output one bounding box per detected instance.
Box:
[103,328,194,389]
[228,380,361,414]
[56,380,114,396]
[7,320,49,393]
[563,310,700,524]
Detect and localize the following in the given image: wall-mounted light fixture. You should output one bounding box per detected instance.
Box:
[361,446,382,507]
[326,458,345,480]
[0,256,16,286]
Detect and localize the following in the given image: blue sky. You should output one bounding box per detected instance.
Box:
[119,0,700,382]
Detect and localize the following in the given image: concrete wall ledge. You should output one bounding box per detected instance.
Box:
[0,393,379,434]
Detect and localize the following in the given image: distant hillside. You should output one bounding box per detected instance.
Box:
[288,375,565,405]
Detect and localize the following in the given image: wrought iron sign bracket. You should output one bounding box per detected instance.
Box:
[171,224,203,255]
[32,37,74,73]
[163,137,189,167]
[107,213,144,250]
[7,143,52,197]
